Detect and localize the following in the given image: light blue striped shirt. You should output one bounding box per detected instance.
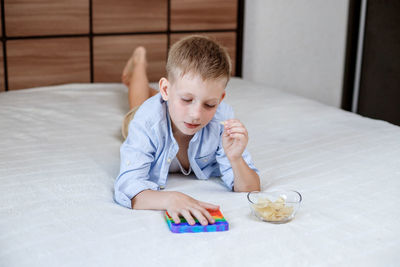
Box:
[114,93,258,209]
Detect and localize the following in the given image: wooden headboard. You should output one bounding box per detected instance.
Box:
[0,0,244,91]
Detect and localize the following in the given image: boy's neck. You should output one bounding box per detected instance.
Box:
[171,123,193,143]
[173,130,193,143]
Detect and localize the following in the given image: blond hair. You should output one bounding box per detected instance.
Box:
[166,35,232,84]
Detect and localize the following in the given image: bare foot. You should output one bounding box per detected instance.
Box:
[122,46,148,87]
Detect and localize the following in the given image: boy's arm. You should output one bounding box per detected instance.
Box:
[229,157,260,192]
[221,119,260,192]
[114,118,161,209]
[132,190,219,226]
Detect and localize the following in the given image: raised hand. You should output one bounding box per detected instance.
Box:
[222,119,249,161]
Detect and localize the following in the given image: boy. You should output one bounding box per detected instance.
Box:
[115,35,260,226]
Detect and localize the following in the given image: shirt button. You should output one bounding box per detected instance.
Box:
[167,158,172,163]
[126,160,131,166]
[203,158,208,162]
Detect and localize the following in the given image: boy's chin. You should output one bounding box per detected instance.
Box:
[178,124,200,136]
[180,128,197,136]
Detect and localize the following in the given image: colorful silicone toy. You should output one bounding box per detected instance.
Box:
[165,209,229,233]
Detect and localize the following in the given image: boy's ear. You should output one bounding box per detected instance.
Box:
[159,77,170,101]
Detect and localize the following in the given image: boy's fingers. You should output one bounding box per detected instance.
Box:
[224,123,247,133]
[170,212,181,224]
[180,210,196,226]
[190,209,209,226]
[226,126,247,135]
[199,201,219,210]
[198,207,216,224]
[225,119,242,127]
[225,119,239,123]
[221,119,237,127]
[227,133,246,140]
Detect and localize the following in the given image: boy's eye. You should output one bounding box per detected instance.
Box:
[182,98,192,103]
[205,104,216,108]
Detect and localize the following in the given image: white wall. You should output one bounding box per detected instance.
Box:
[243,0,349,107]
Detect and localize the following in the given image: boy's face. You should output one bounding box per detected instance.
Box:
[159,73,226,137]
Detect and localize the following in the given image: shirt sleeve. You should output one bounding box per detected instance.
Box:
[216,141,259,191]
[215,104,259,190]
[114,119,159,209]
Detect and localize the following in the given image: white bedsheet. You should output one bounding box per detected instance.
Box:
[1,78,399,267]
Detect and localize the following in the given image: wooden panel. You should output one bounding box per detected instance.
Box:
[93,34,167,83]
[357,1,400,126]
[8,38,90,90]
[171,0,237,31]
[5,0,89,37]
[93,0,167,33]
[2,0,240,90]
[170,32,237,76]
[0,42,3,91]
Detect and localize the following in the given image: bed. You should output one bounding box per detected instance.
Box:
[1,78,399,266]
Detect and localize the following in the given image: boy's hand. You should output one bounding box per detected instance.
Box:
[222,119,248,161]
[166,191,219,226]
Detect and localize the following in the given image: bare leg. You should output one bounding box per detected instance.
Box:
[122,46,158,110]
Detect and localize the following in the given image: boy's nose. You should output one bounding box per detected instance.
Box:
[189,105,201,121]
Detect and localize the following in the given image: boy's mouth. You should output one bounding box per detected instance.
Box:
[184,122,201,129]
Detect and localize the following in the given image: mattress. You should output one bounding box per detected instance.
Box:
[1,78,399,266]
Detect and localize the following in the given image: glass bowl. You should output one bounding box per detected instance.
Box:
[247,190,302,224]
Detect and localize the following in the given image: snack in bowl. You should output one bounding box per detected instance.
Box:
[247,190,302,223]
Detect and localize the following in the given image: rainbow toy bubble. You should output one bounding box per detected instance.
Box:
[165,209,229,233]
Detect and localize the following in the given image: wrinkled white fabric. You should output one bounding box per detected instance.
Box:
[0,78,399,267]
